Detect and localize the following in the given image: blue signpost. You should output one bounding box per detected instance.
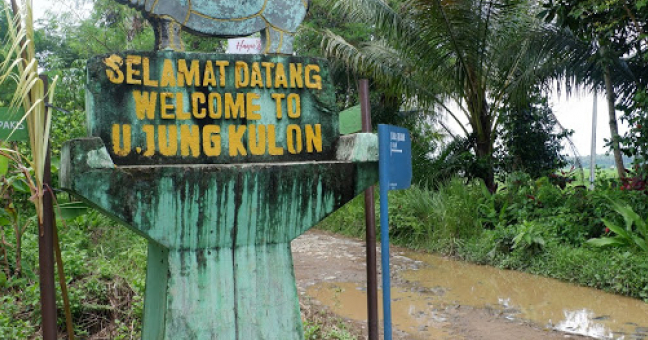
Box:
[378,124,412,340]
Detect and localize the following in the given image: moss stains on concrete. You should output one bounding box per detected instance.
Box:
[61,137,377,339]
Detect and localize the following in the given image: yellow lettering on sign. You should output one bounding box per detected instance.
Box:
[142,125,156,156]
[287,124,303,154]
[235,61,249,89]
[246,93,261,120]
[248,124,266,156]
[112,124,131,156]
[215,61,229,87]
[261,62,275,87]
[192,93,207,119]
[275,63,288,88]
[133,90,157,120]
[272,93,285,119]
[208,93,223,119]
[228,125,247,156]
[267,124,284,155]
[104,55,124,84]
[305,64,322,89]
[175,93,191,120]
[305,124,322,153]
[178,59,200,87]
[142,57,159,87]
[159,125,178,156]
[161,59,177,87]
[180,125,200,157]
[225,93,245,119]
[250,62,264,88]
[160,92,175,119]
[203,61,217,87]
[203,125,221,156]
[289,63,303,88]
[287,93,301,118]
[126,55,142,85]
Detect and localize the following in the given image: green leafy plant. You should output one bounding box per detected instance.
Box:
[0,153,34,277]
[512,221,545,253]
[477,181,509,229]
[586,200,648,252]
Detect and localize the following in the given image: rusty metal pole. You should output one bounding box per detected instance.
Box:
[38,75,57,340]
[360,79,379,340]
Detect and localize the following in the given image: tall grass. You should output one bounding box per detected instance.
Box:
[317,178,487,252]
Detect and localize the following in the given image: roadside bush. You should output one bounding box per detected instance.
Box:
[387,178,486,251]
[319,178,486,252]
[387,185,435,247]
[426,178,484,244]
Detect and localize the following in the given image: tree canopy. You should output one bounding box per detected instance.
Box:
[322,0,581,188]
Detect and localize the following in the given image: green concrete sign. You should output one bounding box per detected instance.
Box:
[0,107,28,142]
[87,52,337,165]
[62,52,378,340]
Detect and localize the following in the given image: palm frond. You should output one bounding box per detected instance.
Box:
[0,0,58,222]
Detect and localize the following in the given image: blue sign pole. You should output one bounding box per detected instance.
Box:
[378,127,393,340]
[378,124,412,340]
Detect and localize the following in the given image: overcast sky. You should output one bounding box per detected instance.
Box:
[551,90,628,157]
[31,0,50,23]
[30,0,624,157]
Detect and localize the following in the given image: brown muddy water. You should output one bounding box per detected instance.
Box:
[307,251,648,340]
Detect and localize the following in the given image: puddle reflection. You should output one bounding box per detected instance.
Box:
[556,309,615,339]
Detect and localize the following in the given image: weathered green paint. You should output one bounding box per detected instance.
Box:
[336,133,378,163]
[112,0,307,53]
[143,242,168,340]
[0,107,28,142]
[87,52,338,165]
[60,136,377,339]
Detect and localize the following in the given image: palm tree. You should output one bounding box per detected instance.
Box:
[322,0,581,189]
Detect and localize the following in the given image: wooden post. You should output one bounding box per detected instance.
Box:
[39,75,57,340]
[360,79,379,340]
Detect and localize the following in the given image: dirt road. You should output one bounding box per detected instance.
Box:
[292,230,591,340]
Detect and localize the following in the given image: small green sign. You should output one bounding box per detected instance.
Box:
[339,105,362,135]
[0,107,28,142]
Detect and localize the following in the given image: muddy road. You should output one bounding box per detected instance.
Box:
[292,230,647,340]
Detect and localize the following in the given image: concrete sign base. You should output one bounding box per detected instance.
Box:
[61,135,377,339]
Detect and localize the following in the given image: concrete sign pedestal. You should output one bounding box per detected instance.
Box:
[61,52,377,339]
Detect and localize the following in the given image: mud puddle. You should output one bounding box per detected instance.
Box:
[308,282,451,339]
[306,250,648,339]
